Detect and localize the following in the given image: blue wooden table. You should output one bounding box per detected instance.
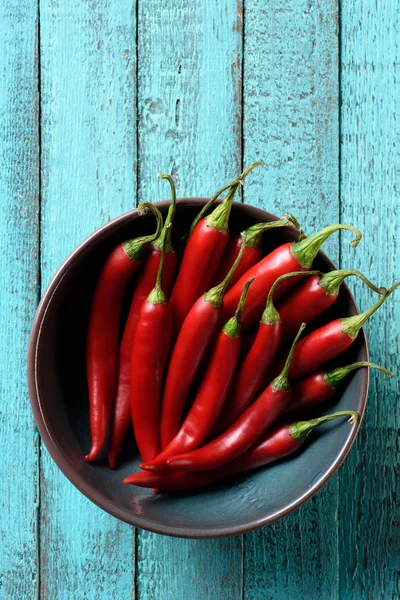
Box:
[1,0,399,598]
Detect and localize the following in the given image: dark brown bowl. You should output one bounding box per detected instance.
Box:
[28,200,369,538]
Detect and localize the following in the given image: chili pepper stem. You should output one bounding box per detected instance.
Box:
[152,174,177,253]
[318,269,386,296]
[271,323,306,392]
[223,278,255,338]
[324,362,392,389]
[204,232,247,307]
[340,281,400,339]
[146,225,171,305]
[261,271,322,325]
[245,214,300,249]
[290,224,362,269]
[205,162,262,232]
[189,162,262,236]
[289,410,359,444]
[122,203,163,260]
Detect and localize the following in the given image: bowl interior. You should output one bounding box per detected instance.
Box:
[29,200,367,537]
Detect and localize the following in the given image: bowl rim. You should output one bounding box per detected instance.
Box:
[27,199,369,538]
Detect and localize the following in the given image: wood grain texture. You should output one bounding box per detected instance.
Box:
[39,1,137,598]
[0,1,39,598]
[242,1,341,598]
[339,1,400,597]
[135,1,244,598]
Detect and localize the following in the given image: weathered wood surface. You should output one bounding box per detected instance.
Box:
[0,0,398,598]
[135,2,244,598]
[339,1,400,597]
[0,2,39,598]
[39,1,137,598]
[243,2,341,598]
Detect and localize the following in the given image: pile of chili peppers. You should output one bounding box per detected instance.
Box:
[85,165,396,494]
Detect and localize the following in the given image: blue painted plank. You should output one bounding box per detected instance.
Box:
[339,1,400,596]
[39,1,137,598]
[135,1,244,598]
[242,1,341,598]
[0,1,39,597]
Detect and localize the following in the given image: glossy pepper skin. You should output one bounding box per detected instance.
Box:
[211,215,299,291]
[159,233,248,449]
[214,271,320,434]
[286,361,391,418]
[287,282,399,382]
[169,163,260,334]
[220,224,362,331]
[85,203,162,462]
[130,227,173,462]
[150,324,306,473]
[125,411,358,491]
[277,270,384,342]
[144,280,253,470]
[108,175,178,468]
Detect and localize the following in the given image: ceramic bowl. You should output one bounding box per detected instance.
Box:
[28,200,368,538]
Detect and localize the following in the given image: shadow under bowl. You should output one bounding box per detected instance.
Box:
[28,200,368,538]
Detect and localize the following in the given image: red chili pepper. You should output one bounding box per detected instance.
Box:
[287,282,399,382]
[85,203,162,463]
[169,162,261,334]
[220,224,362,331]
[286,362,391,419]
[150,323,306,473]
[213,271,321,434]
[143,279,254,471]
[108,175,178,468]
[124,411,358,491]
[130,225,173,462]
[277,269,385,342]
[211,214,300,290]
[159,233,248,449]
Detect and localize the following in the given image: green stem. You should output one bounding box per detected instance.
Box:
[324,361,392,389]
[289,410,359,444]
[205,184,240,232]
[290,224,362,269]
[146,224,171,305]
[245,214,300,249]
[318,269,385,296]
[271,322,306,392]
[340,281,400,340]
[189,162,262,237]
[261,271,321,325]
[122,202,163,260]
[222,278,255,338]
[204,232,247,308]
[152,173,177,253]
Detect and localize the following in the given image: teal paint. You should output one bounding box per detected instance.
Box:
[339,1,400,597]
[39,1,137,598]
[136,2,244,598]
[0,0,398,596]
[242,1,341,598]
[0,1,39,598]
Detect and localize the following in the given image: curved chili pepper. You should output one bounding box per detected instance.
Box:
[159,233,248,449]
[220,224,362,331]
[277,269,385,342]
[125,411,358,491]
[287,282,399,382]
[108,175,178,468]
[149,323,306,473]
[143,279,253,471]
[169,162,261,334]
[130,226,173,462]
[286,362,392,419]
[213,271,321,434]
[85,203,162,463]
[211,214,300,290]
